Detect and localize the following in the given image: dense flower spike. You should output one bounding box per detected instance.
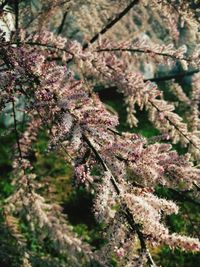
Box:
[0,1,200,266]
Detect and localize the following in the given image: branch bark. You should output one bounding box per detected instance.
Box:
[57,11,68,35]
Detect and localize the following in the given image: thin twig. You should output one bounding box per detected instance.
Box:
[96,47,191,62]
[193,182,200,192]
[144,69,199,83]
[107,127,122,136]
[6,41,74,57]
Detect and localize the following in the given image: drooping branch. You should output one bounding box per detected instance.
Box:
[94,69,199,96]
[148,99,200,151]
[82,134,157,267]
[94,64,200,154]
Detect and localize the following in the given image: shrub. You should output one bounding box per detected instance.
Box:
[0,1,200,266]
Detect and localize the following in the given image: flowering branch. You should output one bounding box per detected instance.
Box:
[148,99,200,151]
[83,0,140,49]
[94,69,199,96]
[83,134,157,266]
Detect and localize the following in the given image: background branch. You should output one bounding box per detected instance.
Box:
[12,99,22,159]
[57,11,68,35]
[83,0,139,49]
